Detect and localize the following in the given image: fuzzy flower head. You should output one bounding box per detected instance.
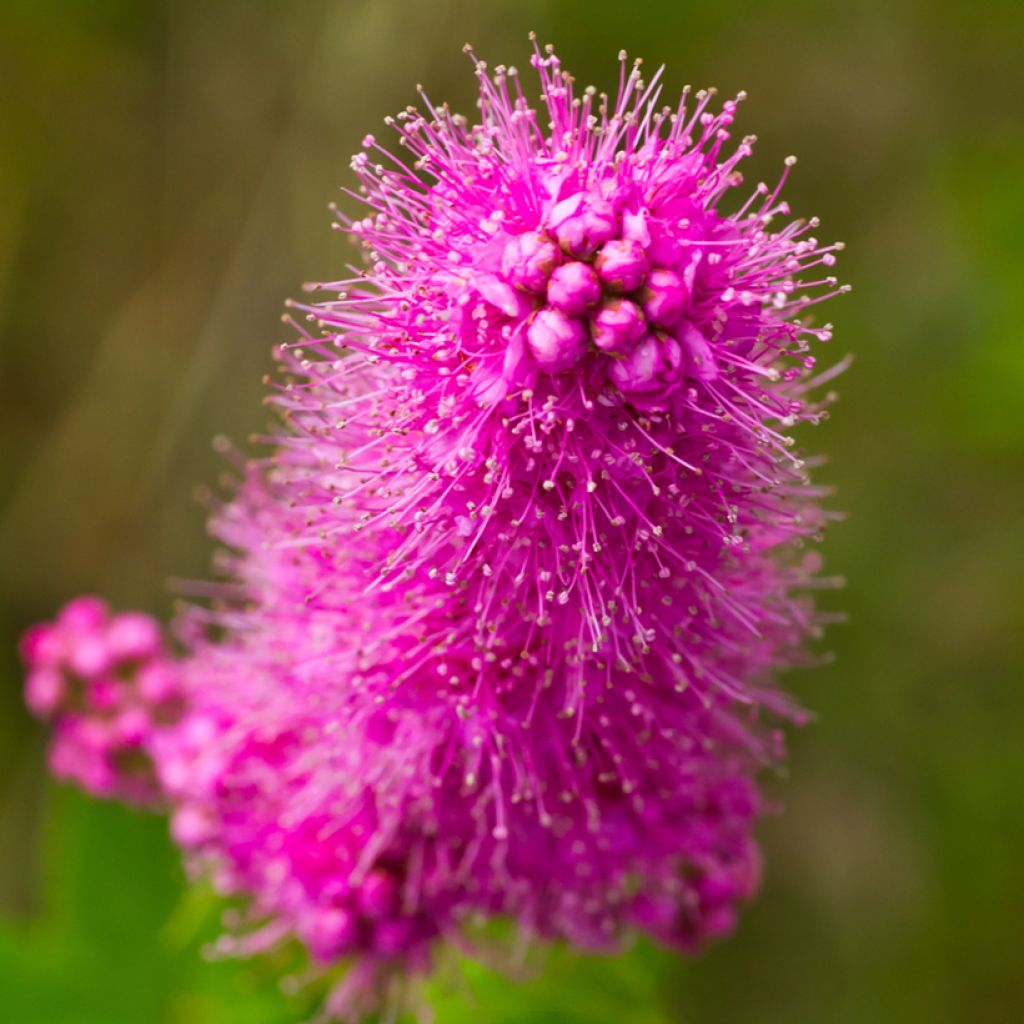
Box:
[289,40,845,719]
[182,38,844,1008]
[21,39,847,1023]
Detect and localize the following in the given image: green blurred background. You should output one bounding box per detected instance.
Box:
[1,1,1021,1021]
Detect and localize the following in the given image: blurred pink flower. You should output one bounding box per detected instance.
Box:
[21,596,180,805]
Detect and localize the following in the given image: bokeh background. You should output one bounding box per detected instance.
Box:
[1,1,1021,1021]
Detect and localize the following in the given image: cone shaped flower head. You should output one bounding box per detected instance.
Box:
[20,39,846,1022]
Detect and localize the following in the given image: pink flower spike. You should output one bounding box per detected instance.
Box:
[18,42,848,1021]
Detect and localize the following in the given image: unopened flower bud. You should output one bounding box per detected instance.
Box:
[306,908,359,961]
[549,192,618,258]
[137,661,179,704]
[67,634,112,679]
[526,308,589,373]
[115,706,152,745]
[19,623,61,667]
[547,261,601,315]
[607,335,665,392]
[57,595,108,634]
[108,612,163,662]
[642,268,689,326]
[19,598,178,807]
[595,238,649,292]
[87,677,121,712]
[592,298,645,354]
[170,804,214,846]
[501,231,561,293]
[25,667,63,717]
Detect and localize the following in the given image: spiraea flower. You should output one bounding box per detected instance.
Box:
[20,596,179,804]
[21,40,845,1021]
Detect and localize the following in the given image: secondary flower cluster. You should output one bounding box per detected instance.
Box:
[20,41,843,1021]
[21,596,178,804]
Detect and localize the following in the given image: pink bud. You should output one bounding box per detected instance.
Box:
[305,907,358,961]
[114,706,151,745]
[74,716,114,751]
[660,333,684,380]
[592,299,645,354]
[501,231,561,293]
[607,335,665,393]
[137,662,179,704]
[19,623,61,667]
[549,192,618,258]
[25,667,64,717]
[526,308,589,373]
[696,873,739,910]
[67,634,112,679]
[642,268,689,326]
[546,261,600,316]
[631,893,680,934]
[358,869,398,918]
[51,721,111,792]
[171,804,214,846]
[107,612,163,663]
[646,230,686,269]
[57,595,108,634]
[595,238,649,292]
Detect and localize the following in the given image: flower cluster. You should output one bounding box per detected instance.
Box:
[20,596,179,804]
[21,41,844,1020]
[469,160,724,399]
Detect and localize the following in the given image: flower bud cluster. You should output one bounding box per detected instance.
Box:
[20,597,179,804]
[496,190,716,401]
